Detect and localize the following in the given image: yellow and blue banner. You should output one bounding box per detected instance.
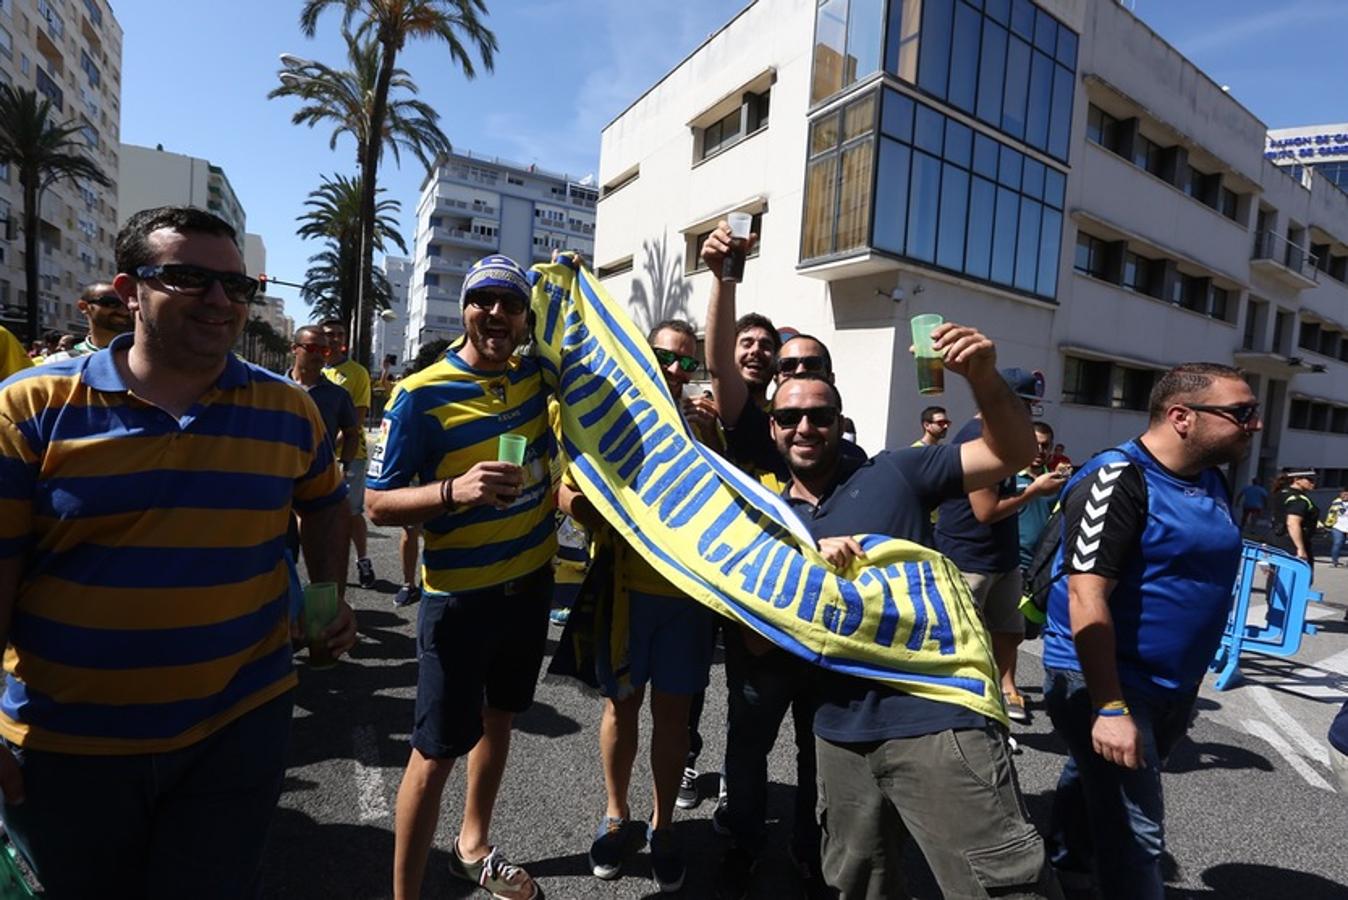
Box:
[532,257,1005,724]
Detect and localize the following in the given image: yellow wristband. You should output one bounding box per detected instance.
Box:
[1098,700,1128,711]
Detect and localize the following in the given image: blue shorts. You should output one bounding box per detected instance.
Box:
[412,567,552,759]
[625,590,717,696]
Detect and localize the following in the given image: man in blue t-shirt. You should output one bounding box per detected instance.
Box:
[1236,477,1269,529]
[1041,363,1254,899]
[936,368,1052,723]
[764,353,1056,895]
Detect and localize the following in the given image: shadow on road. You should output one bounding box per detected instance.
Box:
[1166,862,1348,899]
[1165,738,1273,774]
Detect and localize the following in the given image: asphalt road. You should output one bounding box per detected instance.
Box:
[263,519,1348,899]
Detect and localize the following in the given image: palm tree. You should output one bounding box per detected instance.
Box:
[301,244,395,321]
[297,0,497,366]
[0,85,111,342]
[295,173,406,325]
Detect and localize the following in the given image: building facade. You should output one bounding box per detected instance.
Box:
[1267,123,1348,192]
[374,255,410,367]
[405,150,596,362]
[596,0,1348,489]
[0,0,124,341]
[118,143,246,249]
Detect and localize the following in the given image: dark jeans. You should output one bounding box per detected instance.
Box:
[687,688,705,768]
[722,627,819,861]
[3,690,293,900]
[1044,666,1196,900]
[1332,529,1346,566]
[816,728,1060,900]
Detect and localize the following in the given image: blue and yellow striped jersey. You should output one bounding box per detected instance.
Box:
[0,337,347,755]
[368,342,557,593]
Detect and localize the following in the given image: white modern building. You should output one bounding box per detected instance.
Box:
[596,0,1348,489]
[374,255,410,367]
[1267,123,1348,193]
[0,0,123,341]
[406,150,596,361]
[118,143,246,250]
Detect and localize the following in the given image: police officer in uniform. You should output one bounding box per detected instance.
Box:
[1277,468,1319,569]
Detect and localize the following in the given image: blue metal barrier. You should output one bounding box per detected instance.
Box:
[1210,542,1323,691]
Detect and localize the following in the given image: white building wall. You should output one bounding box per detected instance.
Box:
[376,255,410,366]
[596,0,1348,488]
[118,144,246,249]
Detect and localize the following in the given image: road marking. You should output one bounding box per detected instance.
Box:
[353,724,391,821]
[1242,719,1334,791]
[1246,685,1330,766]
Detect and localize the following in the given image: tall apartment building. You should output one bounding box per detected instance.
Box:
[406,150,596,361]
[596,0,1348,488]
[0,0,124,341]
[118,143,246,249]
[374,255,410,367]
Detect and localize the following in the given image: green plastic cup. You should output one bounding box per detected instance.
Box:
[498,433,528,465]
[303,582,340,670]
[909,314,945,395]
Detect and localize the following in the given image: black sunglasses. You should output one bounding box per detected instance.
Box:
[653,347,699,372]
[465,292,528,316]
[1186,403,1261,426]
[778,355,828,374]
[770,406,840,428]
[134,264,259,304]
[85,294,125,309]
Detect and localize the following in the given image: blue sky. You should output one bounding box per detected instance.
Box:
[114,0,1348,327]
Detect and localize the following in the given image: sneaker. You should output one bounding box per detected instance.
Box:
[676,767,699,809]
[1003,689,1029,723]
[449,839,538,900]
[711,794,732,837]
[393,583,421,608]
[715,844,757,900]
[548,606,571,626]
[648,826,686,893]
[589,816,644,880]
[356,557,376,589]
[1007,733,1021,754]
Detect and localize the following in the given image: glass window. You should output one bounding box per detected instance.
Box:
[802,156,839,258]
[811,0,848,104]
[937,163,970,271]
[975,20,1007,127]
[1211,286,1230,321]
[918,0,955,99]
[886,0,922,82]
[1116,367,1155,412]
[985,0,1010,26]
[844,93,876,140]
[906,151,942,263]
[881,90,914,141]
[973,132,999,178]
[945,119,972,168]
[1220,187,1239,221]
[965,176,996,279]
[1022,157,1045,199]
[1001,35,1031,140]
[998,146,1022,189]
[1014,197,1041,291]
[1033,7,1057,54]
[1010,0,1035,39]
[1044,167,1066,208]
[846,0,885,88]
[1037,208,1061,297]
[1055,28,1078,68]
[915,104,944,154]
[1047,63,1074,161]
[873,138,912,253]
[837,141,875,252]
[991,186,1019,283]
[947,0,982,113]
[1063,356,1111,406]
[811,112,841,156]
[1024,49,1054,152]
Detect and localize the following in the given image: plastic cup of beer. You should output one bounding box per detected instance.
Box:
[723,212,752,283]
[498,433,528,465]
[910,314,945,395]
[303,582,340,669]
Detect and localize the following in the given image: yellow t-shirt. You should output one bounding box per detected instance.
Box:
[0,327,33,381]
[323,358,372,460]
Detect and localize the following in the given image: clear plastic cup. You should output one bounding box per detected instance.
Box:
[303,582,340,669]
[910,314,945,395]
[498,433,528,465]
[723,212,753,283]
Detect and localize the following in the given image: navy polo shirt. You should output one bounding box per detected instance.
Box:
[787,445,990,741]
[935,418,1021,574]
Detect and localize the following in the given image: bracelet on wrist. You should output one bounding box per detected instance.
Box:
[1096,701,1130,718]
[440,477,456,511]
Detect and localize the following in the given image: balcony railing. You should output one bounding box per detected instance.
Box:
[435,196,497,217]
[1253,230,1319,283]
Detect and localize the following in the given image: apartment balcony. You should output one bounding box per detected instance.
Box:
[1252,231,1319,291]
[426,256,473,275]
[435,196,497,218]
[435,227,498,250]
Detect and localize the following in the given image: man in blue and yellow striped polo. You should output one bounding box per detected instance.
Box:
[0,206,356,897]
[368,254,555,900]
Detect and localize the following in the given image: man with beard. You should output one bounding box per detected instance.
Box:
[1042,363,1256,899]
[40,282,133,362]
[368,255,555,900]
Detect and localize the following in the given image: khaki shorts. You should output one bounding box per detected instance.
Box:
[962,569,1025,636]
